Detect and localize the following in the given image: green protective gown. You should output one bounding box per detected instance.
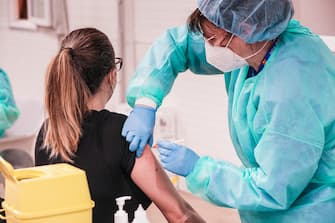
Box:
[0,68,19,137]
[126,20,335,223]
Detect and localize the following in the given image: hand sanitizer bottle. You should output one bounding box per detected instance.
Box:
[114,196,131,223]
[132,204,150,223]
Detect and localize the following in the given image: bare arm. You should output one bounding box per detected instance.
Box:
[131,145,206,223]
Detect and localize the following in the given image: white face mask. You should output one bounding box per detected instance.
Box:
[205,35,269,72]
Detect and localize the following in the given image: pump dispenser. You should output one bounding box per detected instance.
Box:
[132,204,150,223]
[114,196,131,223]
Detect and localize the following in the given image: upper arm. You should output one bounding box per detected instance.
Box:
[130,146,189,222]
[126,25,222,108]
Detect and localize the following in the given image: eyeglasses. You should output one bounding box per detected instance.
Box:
[115,57,123,71]
[204,32,233,47]
[205,34,216,41]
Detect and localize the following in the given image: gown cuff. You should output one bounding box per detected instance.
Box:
[185,156,215,197]
[135,98,157,109]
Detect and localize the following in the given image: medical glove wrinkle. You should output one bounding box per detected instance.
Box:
[157,140,200,177]
[122,105,156,157]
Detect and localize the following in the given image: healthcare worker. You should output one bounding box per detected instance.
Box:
[121,0,335,222]
[0,68,19,137]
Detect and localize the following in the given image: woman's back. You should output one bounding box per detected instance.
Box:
[35,110,151,223]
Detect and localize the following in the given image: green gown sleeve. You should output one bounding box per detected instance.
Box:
[0,68,20,137]
[126,25,222,107]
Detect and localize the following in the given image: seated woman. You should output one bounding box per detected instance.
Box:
[34,28,205,223]
[0,68,19,137]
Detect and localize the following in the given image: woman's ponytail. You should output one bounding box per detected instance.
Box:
[44,48,90,162]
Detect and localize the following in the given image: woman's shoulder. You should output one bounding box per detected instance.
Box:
[261,30,335,94]
[84,110,128,139]
[88,109,127,125]
[276,21,333,65]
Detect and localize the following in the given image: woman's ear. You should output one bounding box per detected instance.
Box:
[107,69,117,85]
[108,69,117,92]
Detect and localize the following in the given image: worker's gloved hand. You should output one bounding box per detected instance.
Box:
[122,105,156,157]
[157,140,200,177]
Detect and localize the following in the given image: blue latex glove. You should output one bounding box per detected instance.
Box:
[157,140,200,177]
[122,105,156,157]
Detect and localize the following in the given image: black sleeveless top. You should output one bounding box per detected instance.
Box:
[35,110,151,223]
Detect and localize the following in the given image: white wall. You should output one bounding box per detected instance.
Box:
[292,0,335,35]
[0,0,334,165]
[0,0,121,103]
[0,0,58,102]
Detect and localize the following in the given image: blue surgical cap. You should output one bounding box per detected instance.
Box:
[198,0,294,43]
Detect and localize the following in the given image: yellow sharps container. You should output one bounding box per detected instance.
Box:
[0,157,94,223]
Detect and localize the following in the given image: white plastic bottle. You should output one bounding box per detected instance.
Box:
[132,204,150,223]
[114,196,131,223]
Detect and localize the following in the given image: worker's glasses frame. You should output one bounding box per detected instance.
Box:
[115,57,123,71]
[204,33,233,47]
[205,34,216,41]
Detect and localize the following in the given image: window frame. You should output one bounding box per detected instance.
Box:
[9,0,52,30]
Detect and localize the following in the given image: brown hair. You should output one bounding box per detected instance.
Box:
[187,8,206,34]
[44,28,116,162]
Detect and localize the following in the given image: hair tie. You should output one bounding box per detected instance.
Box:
[61,47,74,57]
